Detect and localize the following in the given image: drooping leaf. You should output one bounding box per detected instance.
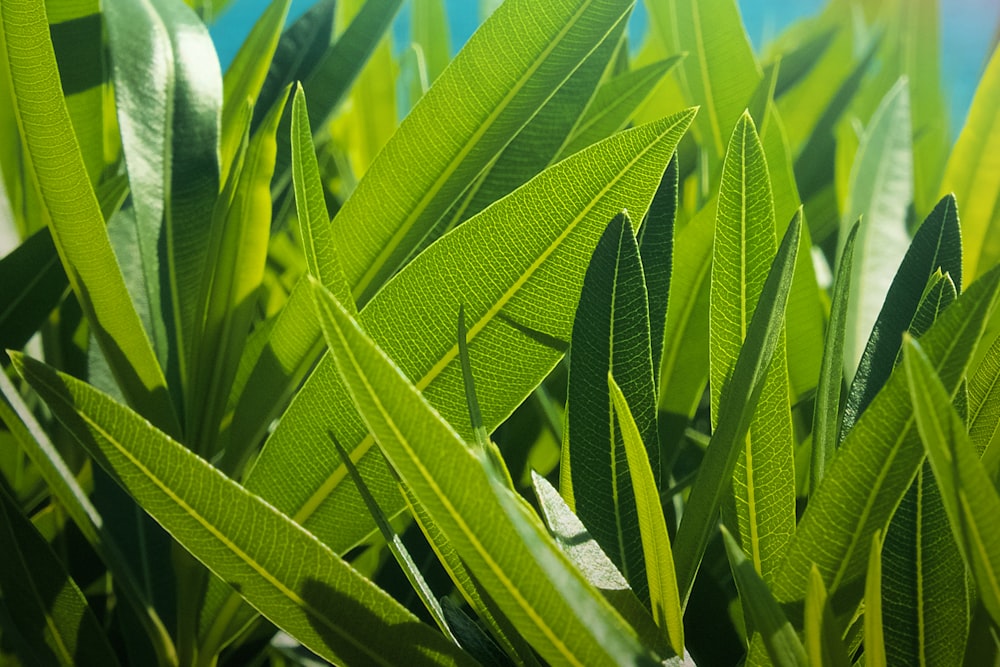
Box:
[904,336,1000,630]
[0,485,122,667]
[722,526,808,667]
[10,352,472,667]
[1,0,178,434]
[610,374,684,656]
[211,110,695,641]
[841,194,962,441]
[942,45,1000,284]
[0,227,68,351]
[673,212,801,603]
[709,112,795,583]
[810,221,859,489]
[566,210,659,604]
[334,0,638,304]
[311,285,660,666]
[750,265,1000,665]
[840,78,914,383]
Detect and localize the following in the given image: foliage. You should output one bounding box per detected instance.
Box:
[1,0,999,664]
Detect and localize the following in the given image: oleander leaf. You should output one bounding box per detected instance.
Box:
[610,375,684,656]
[943,45,1000,284]
[804,565,850,667]
[334,0,639,304]
[840,78,914,383]
[905,336,1000,630]
[1,0,178,433]
[865,531,887,667]
[673,212,801,603]
[312,285,660,666]
[0,227,68,351]
[10,352,471,667]
[566,211,659,604]
[969,333,1000,463]
[709,112,795,583]
[0,485,121,667]
[841,194,963,442]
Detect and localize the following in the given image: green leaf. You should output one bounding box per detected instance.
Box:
[531,471,664,656]
[810,221,859,489]
[804,565,850,667]
[1,0,177,434]
[754,265,1000,664]
[0,370,176,666]
[311,285,660,666]
[865,531,887,667]
[722,525,808,667]
[673,211,801,603]
[221,0,291,175]
[841,194,963,441]
[709,112,795,583]
[0,227,68,351]
[0,485,121,667]
[410,0,451,89]
[558,55,684,160]
[334,0,638,304]
[943,45,1000,284]
[639,153,678,388]
[290,85,356,313]
[214,110,695,640]
[610,374,684,656]
[765,27,836,100]
[10,352,471,667]
[566,210,659,603]
[643,0,761,162]
[841,78,914,383]
[969,333,1000,461]
[904,336,1000,630]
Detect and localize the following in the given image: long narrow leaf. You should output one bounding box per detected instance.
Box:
[865,531,887,667]
[804,566,850,667]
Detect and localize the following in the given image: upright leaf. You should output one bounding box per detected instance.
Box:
[0,228,68,351]
[312,286,660,666]
[841,194,962,441]
[566,211,659,603]
[804,566,850,667]
[969,333,1000,456]
[841,79,914,382]
[639,153,678,387]
[11,353,472,667]
[1,0,177,433]
[333,0,637,304]
[865,531,887,667]
[709,112,795,582]
[942,45,1000,284]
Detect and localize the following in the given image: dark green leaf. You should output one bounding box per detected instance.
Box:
[639,153,678,387]
[0,227,68,351]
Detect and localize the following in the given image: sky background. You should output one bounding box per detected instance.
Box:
[210,0,1000,139]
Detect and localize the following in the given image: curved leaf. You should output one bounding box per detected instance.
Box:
[312,285,660,666]
[1,0,177,433]
[11,352,472,667]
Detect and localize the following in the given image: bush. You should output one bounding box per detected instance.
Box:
[1,0,999,664]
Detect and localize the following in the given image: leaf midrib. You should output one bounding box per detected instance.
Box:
[351,0,608,299]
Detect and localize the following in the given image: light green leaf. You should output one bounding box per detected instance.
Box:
[10,352,471,667]
[221,0,290,176]
[722,525,807,667]
[969,333,1000,463]
[566,211,659,604]
[213,110,695,640]
[810,221,859,488]
[531,470,664,656]
[312,284,660,666]
[710,112,795,583]
[290,85,355,313]
[334,0,638,304]
[904,336,1000,630]
[411,0,451,90]
[0,485,121,667]
[610,374,684,657]
[865,531,887,667]
[841,194,963,442]
[841,78,913,382]
[804,565,850,667]
[943,45,1000,284]
[673,212,801,603]
[0,371,176,666]
[751,265,1000,664]
[643,0,761,162]
[558,55,684,160]
[3,0,179,434]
